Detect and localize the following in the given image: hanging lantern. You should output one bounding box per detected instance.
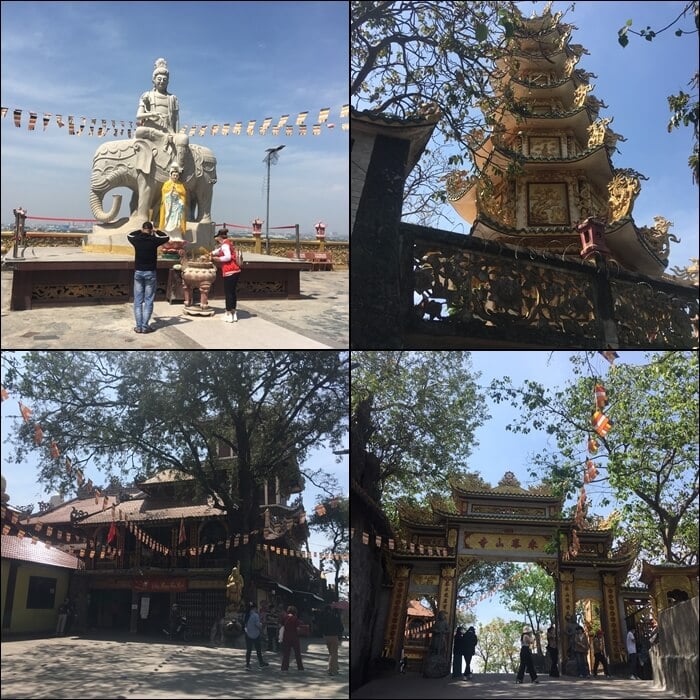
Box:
[587,437,599,454]
[594,383,608,409]
[591,410,611,438]
[584,459,599,484]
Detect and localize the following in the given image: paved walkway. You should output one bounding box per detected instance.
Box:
[1,248,348,349]
[1,633,348,699]
[351,671,685,699]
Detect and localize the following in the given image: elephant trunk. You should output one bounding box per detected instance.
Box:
[90,191,122,223]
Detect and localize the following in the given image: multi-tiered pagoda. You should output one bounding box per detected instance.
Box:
[447,7,675,276]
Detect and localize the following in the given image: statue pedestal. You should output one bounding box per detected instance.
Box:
[183,304,215,317]
[84,219,215,255]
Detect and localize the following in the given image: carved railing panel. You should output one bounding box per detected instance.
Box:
[413,238,600,343]
[611,280,699,347]
[400,222,698,349]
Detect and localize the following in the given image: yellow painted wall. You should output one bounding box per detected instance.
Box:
[1,559,72,634]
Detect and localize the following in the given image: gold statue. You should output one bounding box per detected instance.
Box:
[226,563,244,610]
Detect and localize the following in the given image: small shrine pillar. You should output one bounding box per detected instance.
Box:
[315,221,326,251]
[383,565,411,660]
[601,572,625,663]
[252,217,263,254]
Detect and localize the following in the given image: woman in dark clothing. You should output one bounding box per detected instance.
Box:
[280,605,304,671]
[452,627,466,678]
[463,626,478,679]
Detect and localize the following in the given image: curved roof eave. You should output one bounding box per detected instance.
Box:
[605,219,668,276]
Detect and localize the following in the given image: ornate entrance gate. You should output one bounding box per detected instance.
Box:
[383,472,636,673]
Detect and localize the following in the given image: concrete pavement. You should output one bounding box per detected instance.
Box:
[350,671,686,699]
[1,249,348,349]
[0,633,348,699]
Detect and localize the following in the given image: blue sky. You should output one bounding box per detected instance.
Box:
[0,1,348,237]
[455,350,654,629]
[397,1,699,274]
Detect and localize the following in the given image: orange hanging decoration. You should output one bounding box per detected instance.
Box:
[19,401,32,423]
[591,410,611,438]
[594,383,608,409]
[584,459,599,484]
[587,437,599,454]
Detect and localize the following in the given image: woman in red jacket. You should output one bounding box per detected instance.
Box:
[280,605,305,672]
[210,228,241,323]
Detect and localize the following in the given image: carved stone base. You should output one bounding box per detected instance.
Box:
[423,654,450,678]
[84,218,215,255]
[182,304,215,317]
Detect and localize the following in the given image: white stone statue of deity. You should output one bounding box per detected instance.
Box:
[136,58,190,171]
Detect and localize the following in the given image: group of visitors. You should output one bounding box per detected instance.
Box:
[241,601,344,676]
[449,617,637,685]
[123,58,241,334]
[127,224,241,334]
[451,625,478,680]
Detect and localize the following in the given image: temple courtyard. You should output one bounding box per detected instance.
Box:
[1,250,348,349]
[1,633,348,699]
[350,671,684,699]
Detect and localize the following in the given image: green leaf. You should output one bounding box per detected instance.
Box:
[617,27,629,48]
[475,22,488,42]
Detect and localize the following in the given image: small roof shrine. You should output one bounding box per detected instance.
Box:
[640,560,700,620]
[446,6,677,277]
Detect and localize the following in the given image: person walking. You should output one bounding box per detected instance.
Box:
[210,228,241,323]
[265,602,280,652]
[55,597,70,636]
[544,622,559,677]
[127,221,169,333]
[574,625,590,677]
[626,626,639,679]
[452,626,466,679]
[280,605,304,672]
[243,602,270,670]
[319,605,343,676]
[592,629,612,677]
[516,626,539,684]
[64,598,76,636]
[463,625,478,679]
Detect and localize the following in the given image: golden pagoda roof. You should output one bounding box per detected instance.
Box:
[395,498,438,526]
[450,471,557,499]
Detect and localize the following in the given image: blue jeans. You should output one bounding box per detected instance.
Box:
[133,270,157,329]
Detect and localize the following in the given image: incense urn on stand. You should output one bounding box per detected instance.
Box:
[178,250,217,317]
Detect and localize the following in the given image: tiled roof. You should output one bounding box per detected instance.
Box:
[351,106,440,127]
[23,496,98,525]
[22,487,227,526]
[139,470,195,485]
[78,496,226,524]
[1,534,84,569]
[407,600,434,617]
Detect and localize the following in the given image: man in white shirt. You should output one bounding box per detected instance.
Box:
[626,627,638,679]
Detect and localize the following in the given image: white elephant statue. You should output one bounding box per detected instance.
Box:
[89,138,217,226]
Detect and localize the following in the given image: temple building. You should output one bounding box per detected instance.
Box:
[7,456,327,639]
[446,8,677,276]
